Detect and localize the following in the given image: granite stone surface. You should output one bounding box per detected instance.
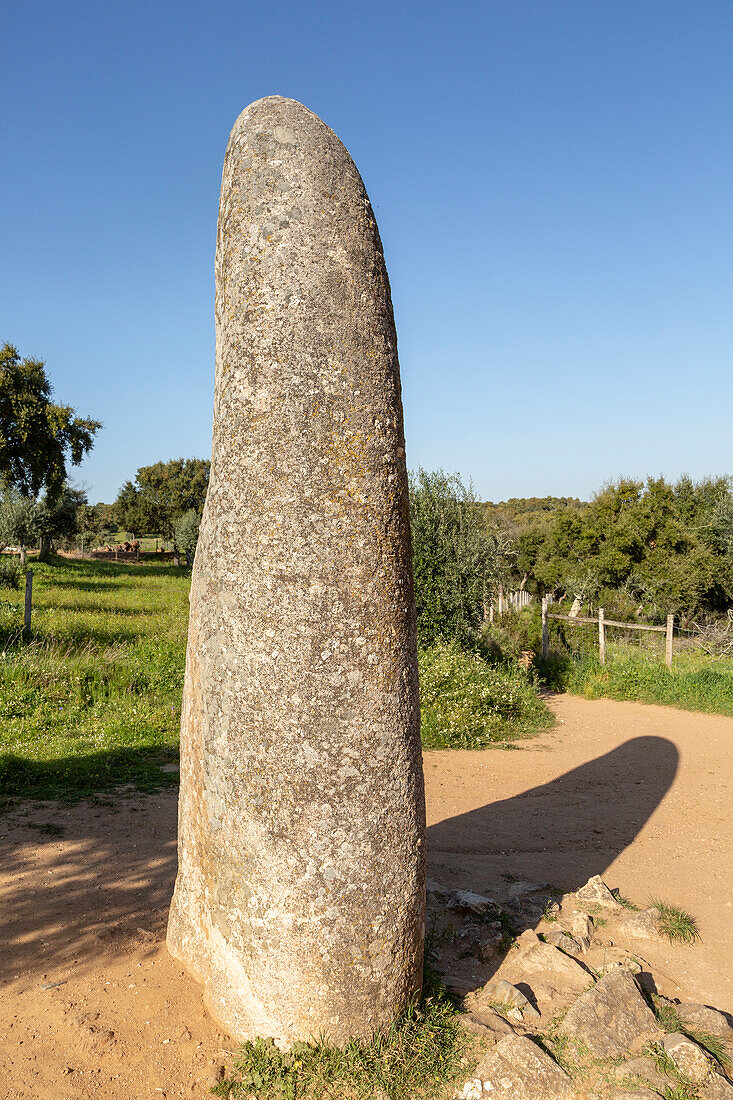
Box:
[167,96,425,1047]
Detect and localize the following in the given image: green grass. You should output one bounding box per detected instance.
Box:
[419,642,555,749]
[0,560,555,806]
[649,899,702,944]
[213,994,469,1100]
[0,556,189,804]
[539,649,733,717]
[214,944,471,1100]
[652,998,730,1075]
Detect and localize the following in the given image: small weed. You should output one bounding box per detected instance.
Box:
[653,1000,684,1033]
[691,1031,732,1072]
[34,822,64,837]
[612,890,639,910]
[542,901,559,922]
[650,899,701,944]
[663,1085,699,1100]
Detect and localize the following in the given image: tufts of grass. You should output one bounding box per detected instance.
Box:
[419,642,554,749]
[214,994,470,1100]
[688,1031,732,1073]
[653,1000,684,1033]
[649,899,701,945]
[651,1000,729,1074]
[612,890,639,910]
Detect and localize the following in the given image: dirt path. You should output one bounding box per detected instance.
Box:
[1,693,731,1099]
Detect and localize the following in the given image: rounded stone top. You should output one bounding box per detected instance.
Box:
[222,96,360,189]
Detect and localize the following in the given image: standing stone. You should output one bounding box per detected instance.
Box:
[167,97,425,1047]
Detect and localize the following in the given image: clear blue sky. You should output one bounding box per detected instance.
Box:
[4,0,732,504]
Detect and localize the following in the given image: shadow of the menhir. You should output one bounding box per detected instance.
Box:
[427,735,679,898]
[1,736,678,990]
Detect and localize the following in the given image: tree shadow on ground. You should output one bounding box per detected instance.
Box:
[0,786,180,984]
[0,746,180,806]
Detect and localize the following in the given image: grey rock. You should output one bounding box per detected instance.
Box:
[596,947,644,977]
[506,880,551,897]
[614,1054,671,1091]
[472,978,541,1019]
[512,931,592,993]
[478,929,505,963]
[447,889,501,918]
[167,96,425,1046]
[575,875,622,909]
[571,913,594,952]
[700,1073,733,1099]
[544,928,583,957]
[624,907,661,939]
[473,1034,575,1098]
[461,1007,515,1042]
[426,879,450,900]
[559,968,659,1058]
[662,1032,713,1084]
[675,1003,733,1043]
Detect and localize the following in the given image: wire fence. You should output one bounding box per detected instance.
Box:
[541,601,733,668]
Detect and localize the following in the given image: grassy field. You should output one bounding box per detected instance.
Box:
[0,557,188,804]
[0,558,557,806]
[540,648,733,716]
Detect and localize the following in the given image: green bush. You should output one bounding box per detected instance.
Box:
[410,468,498,648]
[0,559,21,590]
[419,642,554,749]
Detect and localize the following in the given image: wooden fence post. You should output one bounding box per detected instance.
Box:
[24,569,33,637]
[598,607,606,665]
[541,596,549,659]
[665,613,674,669]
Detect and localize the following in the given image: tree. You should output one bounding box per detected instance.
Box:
[114,458,210,538]
[0,484,85,563]
[32,486,86,561]
[0,491,35,568]
[409,468,499,647]
[0,343,101,501]
[173,509,201,566]
[519,476,733,618]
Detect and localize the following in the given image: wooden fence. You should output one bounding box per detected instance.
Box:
[541,597,674,669]
[491,589,533,619]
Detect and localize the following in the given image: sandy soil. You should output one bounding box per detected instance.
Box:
[0,693,730,1099]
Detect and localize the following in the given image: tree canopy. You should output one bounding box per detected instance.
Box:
[114,458,210,537]
[511,476,733,618]
[409,468,500,647]
[0,343,101,501]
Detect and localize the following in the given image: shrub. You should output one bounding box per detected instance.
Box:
[409,469,498,648]
[419,641,554,749]
[0,559,21,590]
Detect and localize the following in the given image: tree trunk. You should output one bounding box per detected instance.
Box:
[38,537,52,563]
[19,545,27,569]
[569,595,583,618]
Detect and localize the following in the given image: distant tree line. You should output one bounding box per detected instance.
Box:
[507,476,733,621]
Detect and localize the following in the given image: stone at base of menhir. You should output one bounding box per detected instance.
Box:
[471,1035,575,1099]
